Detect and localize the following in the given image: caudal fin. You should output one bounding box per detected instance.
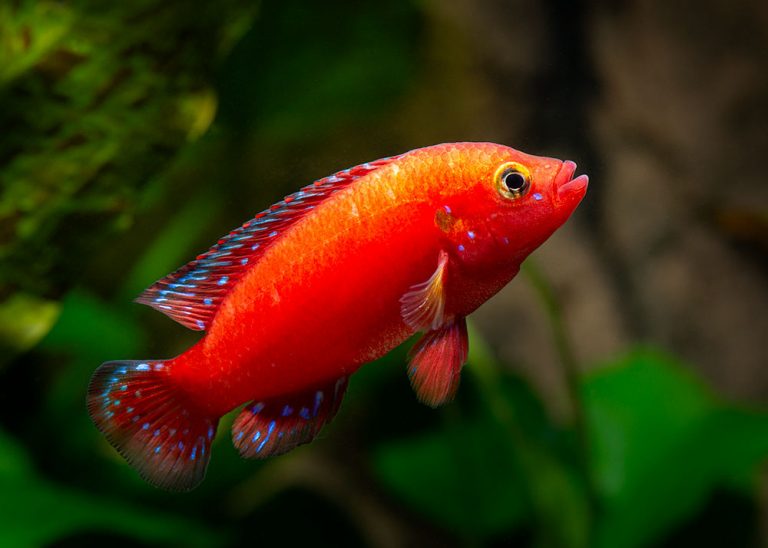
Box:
[87,360,218,491]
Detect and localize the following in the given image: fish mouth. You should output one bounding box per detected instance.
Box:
[554,160,589,203]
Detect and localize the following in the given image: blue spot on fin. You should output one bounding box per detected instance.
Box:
[86,359,219,492]
[231,376,349,459]
[134,154,403,331]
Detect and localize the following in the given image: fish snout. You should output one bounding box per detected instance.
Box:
[554,160,588,207]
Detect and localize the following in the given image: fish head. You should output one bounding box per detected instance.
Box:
[485,148,589,258]
[435,143,588,271]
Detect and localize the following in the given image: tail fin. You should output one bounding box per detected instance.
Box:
[87,360,218,491]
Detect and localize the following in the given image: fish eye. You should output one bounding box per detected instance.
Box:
[495,162,531,200]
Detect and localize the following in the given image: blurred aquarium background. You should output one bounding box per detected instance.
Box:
[1,0,767,546]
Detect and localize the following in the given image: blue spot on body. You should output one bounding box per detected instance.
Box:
[127,407,134,413]
[178,441,184,450]
[105,411,114,419]
[154,429,160,437]
[191,447,197,460]
[208,426,214,440]
[282,405,293,417]
[443,205,452,214]
[113,400,121,406]
[458,244,465,252]
[236,431,244,441]
[241,258,249,265]
[299,407,311,420]
[252,402,265,414]
[217,276,229,286]
[252,431,261,443]
[120,385,127,391]
[533,192,543,201]
[269,231,278,237]
[203,298,213,306]
[116,367,128,375]
[154,446,161,454]
[196,320,205,329]
[467,231,476,240]
[136,363,150,371]
[251,243,260,251]
[142,423,150,430]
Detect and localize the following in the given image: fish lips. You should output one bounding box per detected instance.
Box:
[554,160,589,207]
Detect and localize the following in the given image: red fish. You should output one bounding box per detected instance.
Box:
[87,142,587,490]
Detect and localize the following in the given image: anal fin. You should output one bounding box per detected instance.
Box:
[408,317,468,407]
[232,377,348,458]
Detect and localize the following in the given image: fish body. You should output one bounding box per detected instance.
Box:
[88,142,588,490]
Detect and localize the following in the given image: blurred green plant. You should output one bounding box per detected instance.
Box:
[0,428,224,547]
[373,345,768,548]
[1,1,766,547]
[0,0,257,357]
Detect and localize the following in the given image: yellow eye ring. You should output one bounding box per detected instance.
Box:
[495,162,531,200]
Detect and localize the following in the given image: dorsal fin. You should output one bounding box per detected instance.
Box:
[136,155,401,330]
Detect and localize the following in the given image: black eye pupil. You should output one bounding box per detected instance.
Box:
[503,171,527,192]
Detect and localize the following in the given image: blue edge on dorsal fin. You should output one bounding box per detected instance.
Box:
[135,155,402,330]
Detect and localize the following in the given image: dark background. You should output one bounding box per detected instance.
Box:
[1,1,767,546]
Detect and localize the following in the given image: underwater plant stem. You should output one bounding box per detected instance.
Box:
[521,260,599,518]
[468,323,591,547]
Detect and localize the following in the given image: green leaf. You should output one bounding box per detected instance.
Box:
[466,322,591,547]
[0,0,256,300]
[0,293,60,367]
[373,417,530,537]
[37,289,146,462]
[120,187,224,301]
[372,326,591,545]
[41,289,144,360]
[0,429,223,547]
[584,349,768,548]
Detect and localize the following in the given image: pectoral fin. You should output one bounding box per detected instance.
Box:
[400,250,449,331]
[408,317,468,407]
